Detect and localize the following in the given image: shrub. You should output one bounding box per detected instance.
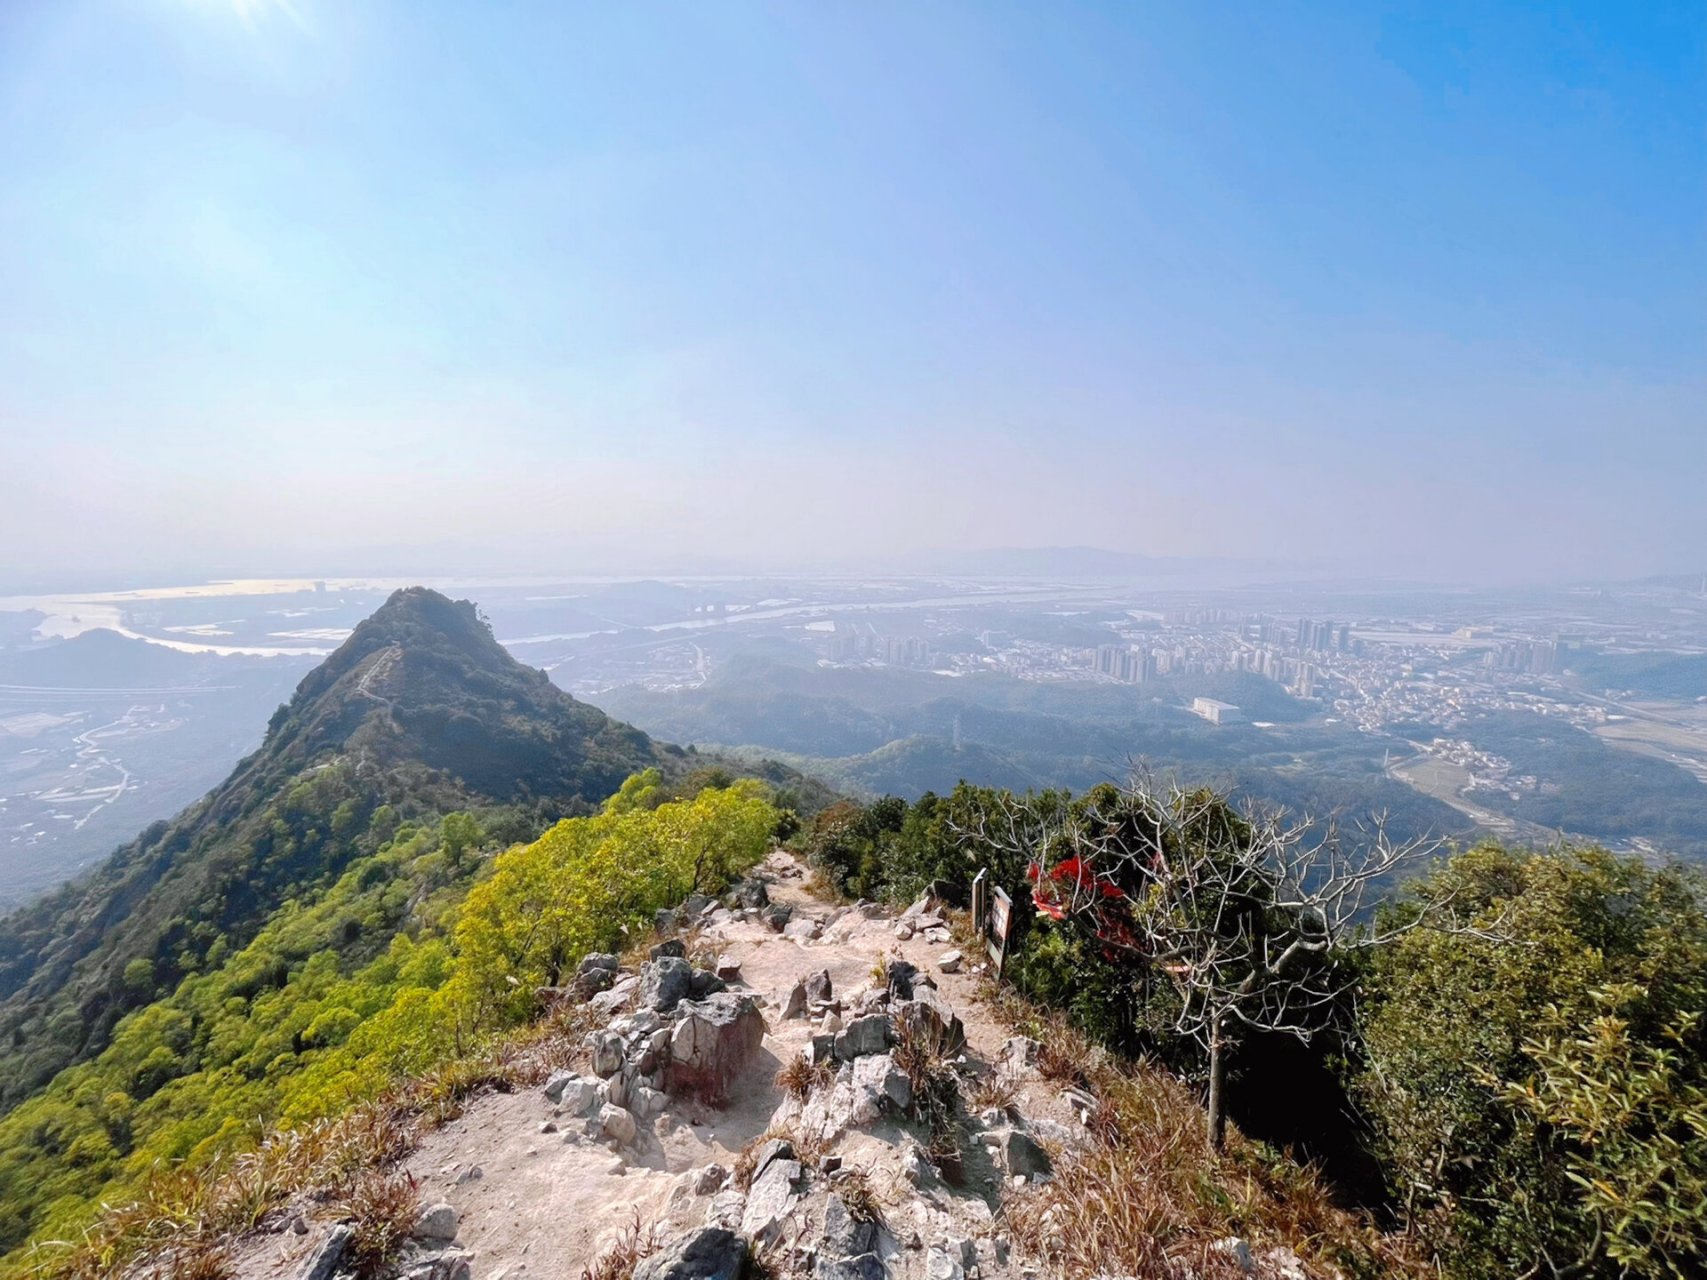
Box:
[1358,844,1707,1279]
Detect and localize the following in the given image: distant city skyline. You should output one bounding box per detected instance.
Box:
[2,2,1701,583]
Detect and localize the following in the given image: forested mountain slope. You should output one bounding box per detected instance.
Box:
[0,588,667,1111]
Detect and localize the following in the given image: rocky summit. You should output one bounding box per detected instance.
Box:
[228,851,1315,1280]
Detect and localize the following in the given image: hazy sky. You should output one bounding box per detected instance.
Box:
[1,2,1701,584]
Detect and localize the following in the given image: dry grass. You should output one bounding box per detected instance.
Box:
[835,1168,884,1228]
[985,1002,1429,1280]
[19,1004,608,1280]
[891,1016,965,1183]
[579,1208,660,1280]
[775,1052,835,1102]
[964,1068,1018,1115]
[333,1169,420,1279]
[733,1124,825,1191]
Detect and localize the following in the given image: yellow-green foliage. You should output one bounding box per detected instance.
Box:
[0,772,778,1274]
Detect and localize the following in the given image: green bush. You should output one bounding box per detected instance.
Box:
[1357,845,1707,1279]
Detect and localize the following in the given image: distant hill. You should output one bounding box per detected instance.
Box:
[907,546,1274,581]
[0,588,669,1111]
[0,627,262,687]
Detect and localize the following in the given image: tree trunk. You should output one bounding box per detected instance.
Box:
[1207,1021,1228,1151]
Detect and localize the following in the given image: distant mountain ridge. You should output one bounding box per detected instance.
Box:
[906,545,1279,581]
[0,587,670,1110]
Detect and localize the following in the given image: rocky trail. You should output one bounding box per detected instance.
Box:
[232,852,1292,1280]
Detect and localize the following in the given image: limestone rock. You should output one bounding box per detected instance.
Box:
[640,955,695,1012]
[895,985,964,1053]
[851,1051,913,1112]
[735,879,771,909]
[820,1193,878,1259]
[784,918,823,942]
[992,1128,1052,1179]
[592,1031,626,1078]
[589,974,640,1016]
[599,1103,638,1146]
[936,949,963,974]
[666,993,766,1103]
[705,1188,747,1230]
[816,1255,885,1280]
[714,955,742,981]
[633,1226,747,1280]
[740,1157,805,1244]
[413,1202,459,1242]
[749,1136,795,1185]
[692,1162,730,1195]
[833,1013,891,1061]
[689,968,728,999]
[295,1224,352,1280]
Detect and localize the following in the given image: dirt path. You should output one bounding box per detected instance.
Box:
[235,851,1072,1280]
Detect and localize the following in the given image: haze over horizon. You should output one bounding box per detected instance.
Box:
[2,2,1702,584]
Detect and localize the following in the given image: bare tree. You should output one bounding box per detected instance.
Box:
[964,774,1490,1149]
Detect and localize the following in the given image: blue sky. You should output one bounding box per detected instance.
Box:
[1,1,1701,581]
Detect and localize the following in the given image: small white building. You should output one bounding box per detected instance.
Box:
[1191,697,1243,725]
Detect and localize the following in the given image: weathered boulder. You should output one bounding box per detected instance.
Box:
[641,956,695,1012]
[763,904,793,932]
[820,1193,878,1259]
[714,955,742,981]
[655,907,679,933]
[990,1127,1052,1179]
[689,968,728,1000]
[740,1157,805,1244]
[895,984,964,1053]
[580,952,620,975]
[886,958,919,1000]
[936,949,963,974]
[781,979,808,1020]
[592,1031,626,1078]
[589,974,641,1016]
[574,967,616,998]
[413,1202,458,1242]
[296,1224,352,1280]
[784,917,823,942]
[544,1070,600,1115]
[691,1162,730,1195]
[734,878,770,909]
[634,1226,748,1280]
[748,1136,795,1185]
[666,993,766,1103]
[402,1250,475,1280]
[705,1188,747,1230]
[651,938,687,961]
[682,892,715,917]
[805,969,834,1003]
[925,1238,976,1280]
[599,1102,638,1146]
[816,1194,886,1280]
[833,1013,891,1061]
[800,1078,881,1143]
[851,1051,913,1112]
[816,1255,885,1280]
